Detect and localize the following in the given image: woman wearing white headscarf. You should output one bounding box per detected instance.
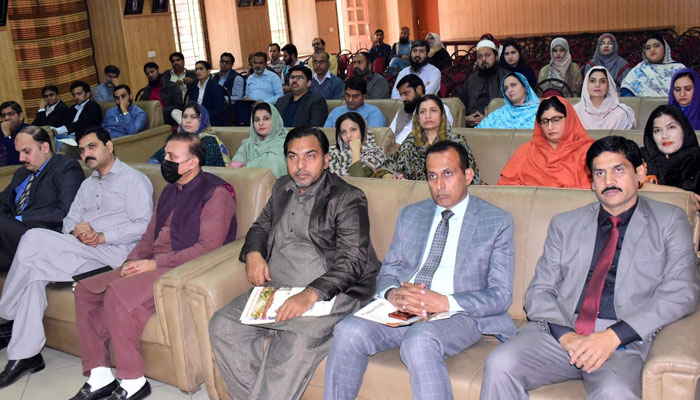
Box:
[583,33,632,88]
[574,66,636,130]
[426,32,451,70]
[620,34,686,97]
[537,37,583,96]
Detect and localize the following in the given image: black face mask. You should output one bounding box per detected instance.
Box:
[161,159,183,184]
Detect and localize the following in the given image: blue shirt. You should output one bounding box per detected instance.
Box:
[215,71,245,100]
[101,103,148,138]
[92,82,115,103]
[310,73,344,100]
[246,69,284,103]
[14,155,52,221]
[324,103,387,127]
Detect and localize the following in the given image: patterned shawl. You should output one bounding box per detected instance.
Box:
[329,128,385,176]
[574,66,636,130]
[621,39,686,97]
[231,102,288,177]
[477,72,540,129]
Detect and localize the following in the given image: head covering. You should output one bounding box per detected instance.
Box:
[547,37,572,83]
[230,102,288,177]
[477,39,497,52]
[178,104,210,134]
[574,66,636,130]
[498,42,538,88]
[476,72,540,129]
[498,96,595,188]
[668,68,700,129]
[589,33,630,85]
[641,105,700,194]
[426,32,443,58]
[620,38,686,97]
[329,113,385,176]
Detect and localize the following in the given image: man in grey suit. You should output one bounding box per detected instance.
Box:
[324,140,516,400]
[208,126,381,400]
[275,65,328,127]
[481,136,700,399]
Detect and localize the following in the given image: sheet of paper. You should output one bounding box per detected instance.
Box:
[240,286,336,325]
[354,298,459,327]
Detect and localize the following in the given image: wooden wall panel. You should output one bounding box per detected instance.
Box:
[122,12,176,91]
[316,1,340,54]
[86,0,127,84]
[203,0,243,69]
[0,27,24,109]
[237,6,272,63]
[287,0,318,55]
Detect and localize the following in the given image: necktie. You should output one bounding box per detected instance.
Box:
[16,173,36,215]
[575,215,622,336]
[414,210,454,289]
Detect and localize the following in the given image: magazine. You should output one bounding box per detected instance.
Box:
[354,298,458,327]
[239,286,336,325]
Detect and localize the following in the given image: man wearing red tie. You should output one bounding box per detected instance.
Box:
[480,136,700,400]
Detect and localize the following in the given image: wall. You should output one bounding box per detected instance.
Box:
[203,0,242,69]
[237,6,273,64]
[288,0,318,55]
[316,1,340,54]
[438,0,700,41]
[414,0,440,40]
[0,27,24,109]
[367,0,414,46]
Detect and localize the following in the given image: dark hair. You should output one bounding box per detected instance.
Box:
[415,94,444,118]
[536,97,566,123]
[76,126,112,146]
[268,43,280,51]
[195,60,212,70]
[282,44,298,58]
[411,40,430,52]
[252,101,272,116]
[314,38,325,46]
[645,34,666,51]
[284,125,329,155]
[17,125,53,152]
[104,65,120,76]
[182,101,202,117]
[673,71,694,85]
[169,52,185,62]
[586,136,643,172]
[289,64,311,81]
[113,84,131,95]
[0,100,23,115]
[396,74,425,93]
[70,80,91,94]
[356,51,373,64]
[644,105,695,153]
[220,52,235,63]
[334,112,366,151]
[41,85,59,96]
[425,140,471,172]
[374,29,384,35]
[499,40,522,64]
[253,52,268,63]
[345,76,367,94]
[165,132,206,167]
[143,62,159,72]
[313,49,330,62]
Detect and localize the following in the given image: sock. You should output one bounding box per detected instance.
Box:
[120,376,147,398]
[87,366,115,391]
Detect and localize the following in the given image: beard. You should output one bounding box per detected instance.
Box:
[410,57,428,70]
[403,98,418,113]
[353,67,369,78]
[476,62,497,77]
[284,58,292,66]
[148,74,162,87]
[399,37,409,44]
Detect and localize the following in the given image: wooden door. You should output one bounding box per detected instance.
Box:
[413,0,440,40]
[316,0,341,54]
[345,0,371,52]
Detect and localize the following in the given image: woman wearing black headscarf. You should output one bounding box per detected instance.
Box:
[498,40,537,89]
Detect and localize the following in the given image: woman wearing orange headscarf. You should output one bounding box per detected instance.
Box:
[498,96,594,188]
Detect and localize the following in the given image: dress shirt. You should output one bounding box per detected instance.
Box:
[282,60,308,86]
[268,58,286,78]
[310,72,344,100]
[216,71,245,100]
[101,103,148,138]
[41,102,58,117]
[169,69,189,98]
[391,107,453,144]
[391,64,442,99]
[92,82,115,103]
[245,69,284,103]
[55,99,90,134]
[197,78,208,104]
[324,103,387,127]
[13,155,51,221]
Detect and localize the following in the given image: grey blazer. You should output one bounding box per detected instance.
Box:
[376,195,517,341]
[525,195,699,356]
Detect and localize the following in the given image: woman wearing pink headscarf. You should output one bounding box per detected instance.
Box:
[574,66,636,130]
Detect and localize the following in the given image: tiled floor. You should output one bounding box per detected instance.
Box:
[0,348,210,399]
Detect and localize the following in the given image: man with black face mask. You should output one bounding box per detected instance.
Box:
[69,132,237,400]
[140,62,184,126]
[458,39,507,127]
[391,40,441,99]
[101,85,147,139]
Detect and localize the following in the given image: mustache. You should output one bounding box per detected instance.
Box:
[602,186,622,194]
[85,157,96,163]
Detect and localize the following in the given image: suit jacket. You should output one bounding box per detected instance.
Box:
[0,154,84,231]
[140,76,183,124]
[188,79,228,127]
[240,171,381,302]
[274,91,328,127]
[212,70,243,99]
[525,196,699,357]
[61,99,103,134]
[33,101,68,127]
[376,195,517,341]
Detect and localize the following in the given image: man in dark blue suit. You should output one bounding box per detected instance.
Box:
[212,52,245,102]
[189,60,228,127]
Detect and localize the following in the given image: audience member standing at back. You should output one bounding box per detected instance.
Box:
[164,52,196,101]
[310,50,345,100]
[369,29,391,69]
[391,40,441,99]
[537,37,583,97]
[458,39,506,127]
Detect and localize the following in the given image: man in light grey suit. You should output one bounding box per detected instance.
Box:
[324,140,516,400]
[481,136,700,399]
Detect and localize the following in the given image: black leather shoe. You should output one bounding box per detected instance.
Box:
[68,380,120,400]
[0,354,45,388]
[107,382,151,400]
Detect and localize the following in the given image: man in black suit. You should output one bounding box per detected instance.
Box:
[51,80,103,151]
[32,85,68,127]
[140,62,183,126]
[275,65,327,127]
[0,125,84,271]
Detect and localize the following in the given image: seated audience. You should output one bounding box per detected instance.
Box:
[374,94,481,183]
[212,52,245,101]
[389,26,413,72]
[498,96,594,188]
[93,65,120,103]
[498,40,537,89]
[391,40,441,98]
[230,102,288,177]
[70,132,236,400]
[668,68,699,129]
[324,77,386,127]
[281,44,307,91]
[641,105,700,201]
[33,85,68,127]
[369,29,391,68]
[268,43,286,78]
[0,127,153,388]
[164,51,195,101]
[189,60,228,127]
[325,140,516,400]
[352,52,391,99]
[101,84,148,138]
[329,112,385,177]
[0,126,83,272]
[458,39,506,127]
[312,38,338,75]
[482,136,699,400]
[310,50,344,100]
[574,66,636,130]
[275,65,328,127]
[150,102,230,167]
[140,62,183,126]
[621,35,686,97]
[476,72,540,129]
[426,32,452,70]
[391,74,453,146]
[583,33,632,88]
[246,52,284,104]
[0,101,28,166]
[51,80,103,150]
[208,125,381,400]
[538,37,583,96]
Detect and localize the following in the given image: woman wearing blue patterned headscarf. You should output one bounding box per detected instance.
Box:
[476,72,540,129]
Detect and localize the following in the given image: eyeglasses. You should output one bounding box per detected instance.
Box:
[0,111,17,118]
[539,116,564,126]
[600,41,614,47]
[289,75,305,81]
